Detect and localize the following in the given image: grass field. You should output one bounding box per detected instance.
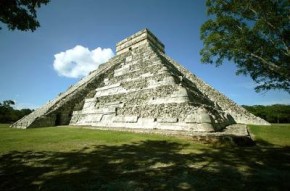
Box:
[248,124,290,146]
[0,124,289,190]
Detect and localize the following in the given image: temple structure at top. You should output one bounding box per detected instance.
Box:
[12,28,269,139]
[116,29,165,55]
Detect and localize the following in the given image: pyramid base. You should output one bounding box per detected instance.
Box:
[69,124,254,146]
[190,125,255,146]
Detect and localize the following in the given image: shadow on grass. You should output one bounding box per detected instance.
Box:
[0,140,289,191]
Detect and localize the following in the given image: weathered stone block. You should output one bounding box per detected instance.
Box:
[125,56,132,62]
[171,86,188,98]
[148,96,189,104]
[12,28,270,133]
[77,114,103,124]
[95,107,116,115]
[157,118,178,123]
[185,108,212,124]
[113,115,138,123]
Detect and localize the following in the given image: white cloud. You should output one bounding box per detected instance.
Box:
[53,45,114,78]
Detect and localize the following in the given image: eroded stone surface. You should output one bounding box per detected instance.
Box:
[12,29,270,134]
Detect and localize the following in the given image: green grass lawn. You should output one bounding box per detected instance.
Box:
[248,124,290,146]
[0,124,289,191]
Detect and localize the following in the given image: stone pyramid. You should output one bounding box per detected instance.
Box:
[12,29,269,133]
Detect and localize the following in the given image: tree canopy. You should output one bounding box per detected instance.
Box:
[200,0,290,93]
[0,100,33,123]
[0,0,49,31]
[243,104,290,123]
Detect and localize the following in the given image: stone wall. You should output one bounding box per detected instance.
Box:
[69,44,232,132]
[11,52,130,128]
[116,28,165,55]
[161,54,270,125]
[12,28,270,132]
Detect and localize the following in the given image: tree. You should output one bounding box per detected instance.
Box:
[0,100,33,123]
[0,100,15,123]
[200,0,290,93]
[1,100,15,107]
[0,0,49,32]
[242,104,290,123]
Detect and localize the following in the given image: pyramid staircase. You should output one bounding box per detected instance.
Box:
[12,29,269,138]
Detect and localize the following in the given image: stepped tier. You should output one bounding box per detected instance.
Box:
[12,29,269,132]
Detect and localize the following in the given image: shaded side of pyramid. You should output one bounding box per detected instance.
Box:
[12,29,269,130]
[11,52,129,128]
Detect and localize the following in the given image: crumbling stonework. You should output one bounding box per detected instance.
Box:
[12,29,270,133]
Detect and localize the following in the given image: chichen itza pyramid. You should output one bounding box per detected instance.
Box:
[12,29,269,141]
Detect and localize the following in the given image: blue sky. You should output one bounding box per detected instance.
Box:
[0,0,289,109]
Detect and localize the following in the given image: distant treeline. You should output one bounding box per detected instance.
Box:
[0,100,33,123]
[242,104,290,123]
